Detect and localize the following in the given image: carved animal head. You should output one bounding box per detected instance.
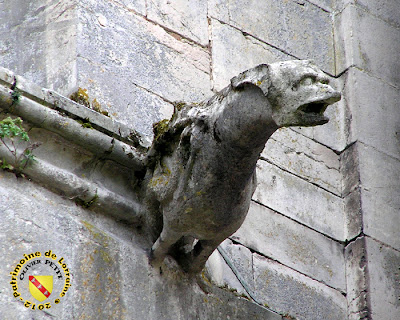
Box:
[231,60,341,127]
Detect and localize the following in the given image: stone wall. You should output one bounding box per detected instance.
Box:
[0,0,399,319]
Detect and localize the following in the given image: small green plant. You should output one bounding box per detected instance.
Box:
[75,192,98,209]
[11,87,21,105]
[0,117,39,173]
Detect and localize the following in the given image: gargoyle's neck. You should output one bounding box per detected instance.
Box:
[214,85,278,154]
[211,85,279,182]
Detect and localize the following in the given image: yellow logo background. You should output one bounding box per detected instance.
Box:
[29,276,53,302]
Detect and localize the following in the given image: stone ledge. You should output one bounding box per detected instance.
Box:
[0,66,146,223]
[0,66,152,148]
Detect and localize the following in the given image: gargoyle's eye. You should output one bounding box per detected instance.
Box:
[299,76,316,86]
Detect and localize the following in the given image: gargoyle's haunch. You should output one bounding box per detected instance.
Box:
[144,60,341,274]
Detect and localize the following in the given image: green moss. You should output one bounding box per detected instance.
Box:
[76,193,98,208]
[76,117,93,129]
[70,88,90,108]
[92,98,109,117]
[173,101,186,111]
[70,88,109,117]
[153,119,170,141]
[11,87,21,105]
[82,122,93,129]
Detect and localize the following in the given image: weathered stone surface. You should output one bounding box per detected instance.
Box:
[210,19,289,91]
[206,239,252,297]
[335,5,400,86]
[366,237,400,320]
[0,86,146,170]
[254,160,345,240]
[264,128,341,195]
[208,0,230,22]
[345,68,400,161]
[77,0,211,104]
[147,0,209,46]
[0,0,211,132]
[210,0,335,74]
[339,0,400,28]
[340,142,360,196]
[358,143,400,250]
[27,128,96,177]
[77,57,173,137]
[0,0,77,94]
[0,171,280,320]
[114,0,146,16]
[345,237,369,320]
[253,254,347,320]
[344,189,362,241]
[307,0,335,12]
[232,201,346,291]
[340,141,363,241]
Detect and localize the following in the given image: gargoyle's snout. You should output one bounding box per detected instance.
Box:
[297,88,341,126]
[267,60,342,128]
[323,89,341,105]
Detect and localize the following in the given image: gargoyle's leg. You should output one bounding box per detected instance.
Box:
[149,227,181,269]
[186,238,222,274]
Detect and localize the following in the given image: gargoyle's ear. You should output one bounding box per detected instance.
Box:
[231,64,271,96]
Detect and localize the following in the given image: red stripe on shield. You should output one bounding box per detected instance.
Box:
[29,276,51,298]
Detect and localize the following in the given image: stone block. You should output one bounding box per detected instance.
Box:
[263,128,341,195]
[0,0,77,94]
[358,143,400,250]
[366,237,400,320]
[77,0,212,112]
[338,0,400,28]
[307,0,335,12]
[253,254,347,320]
[147,0,209,46]
[340,142,360,197]
[233,201,346,291]
[77,57,173,137]
[335,5,400,86]
[211,0,335,74]
[210,19,289,91]
[208,0,230,22]
[206,239,252,297]
[345,237,369,320]
[114,0,146,16]
[254,160,345,240]
[345,68,400,161]
[344,189,362,241]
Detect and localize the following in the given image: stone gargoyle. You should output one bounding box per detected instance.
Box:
[143,60,341,274]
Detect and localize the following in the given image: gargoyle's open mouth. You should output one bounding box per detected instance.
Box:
[298,101,329,115]
[296,100,331,125]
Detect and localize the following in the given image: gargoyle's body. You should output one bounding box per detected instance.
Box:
[144,60,341,273]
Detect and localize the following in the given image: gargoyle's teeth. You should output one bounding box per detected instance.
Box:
[299,102,328,114]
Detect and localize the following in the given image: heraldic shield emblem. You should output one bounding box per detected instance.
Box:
[29,275,53,302]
